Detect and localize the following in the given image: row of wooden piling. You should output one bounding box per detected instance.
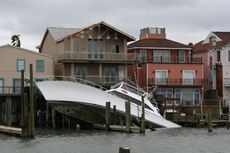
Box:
[105,96,146,133]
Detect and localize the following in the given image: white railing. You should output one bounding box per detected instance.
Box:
[57,51,138,62]
[224,78,230,87]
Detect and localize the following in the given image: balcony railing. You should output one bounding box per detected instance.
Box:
[148,78,204,86]
[57,52,138,63]
[73,75,129,85]
[224,78,230,87]
[138,56,202,64]
[0,86,21,95]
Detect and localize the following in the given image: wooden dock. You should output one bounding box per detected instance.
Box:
[0,125,22,136]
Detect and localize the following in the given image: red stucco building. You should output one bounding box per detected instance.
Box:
[128,27,204,106]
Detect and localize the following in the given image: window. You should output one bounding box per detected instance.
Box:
[156,88,173,105]
[118,65,125,81]
[228,50,230,62]
[75,66,87,79]
[155,70,168,84]
[13,78,21,94]
[36,60,45,72]
[178,50,185,63]
[104,67,116,83]
[153,50,170,63]
[0,78,4,94]
[139,49,147,62]
[183,70,195,85]
[112,44,119,53]
[176,88,200,105]
[217,51,221,62]
[73,40,80,52]
[17,59,25,72]
[87,39,104,59]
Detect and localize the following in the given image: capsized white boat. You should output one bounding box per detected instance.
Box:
[36,80,181,128]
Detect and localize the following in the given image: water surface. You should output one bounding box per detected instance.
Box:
[0,128,230,153]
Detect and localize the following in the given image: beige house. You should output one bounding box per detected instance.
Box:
[0,44,54,94]
[38,21,137,88]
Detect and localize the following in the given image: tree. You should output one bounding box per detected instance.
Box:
[11,34,21,47]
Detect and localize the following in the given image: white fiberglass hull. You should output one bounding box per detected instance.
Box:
[36,81,180,128]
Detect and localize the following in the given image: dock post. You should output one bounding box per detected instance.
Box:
[119,147,130,153]
[105,102,111,131]
[62,114,65,128]
[51,109,56,128]
[125,101,131,133]
[45,102,49,127]
[68,117,71,129]
[113,105,117,125]
[207,112,212,132]
[5,96,12,126]
[29,64,35,137]
[20,70,25,127]
[140,96,145,133]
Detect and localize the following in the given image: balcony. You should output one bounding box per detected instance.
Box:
[224,78,230,87]
[139,56,202,64]
[73,75,129,86]
[0,86,21,95]
[148,78,204,87]
[57,52,138,63]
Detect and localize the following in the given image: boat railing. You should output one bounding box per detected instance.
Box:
[34,75,108,91]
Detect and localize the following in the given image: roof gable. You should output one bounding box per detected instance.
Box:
[0,44,53,58]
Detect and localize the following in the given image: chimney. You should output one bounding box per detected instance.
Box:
[139,27,166,40]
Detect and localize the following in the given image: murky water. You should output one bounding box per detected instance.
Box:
[0,128,230,153]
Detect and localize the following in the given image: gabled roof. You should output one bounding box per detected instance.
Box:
[48,27,81,41]
[62,21,135,42]
[38,21,135,49]
[128,38,191,50]
[194,32,230,54]
[0,44,53,58]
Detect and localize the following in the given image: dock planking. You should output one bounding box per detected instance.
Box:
[0,125,22,136]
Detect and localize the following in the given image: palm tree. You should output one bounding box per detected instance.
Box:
[11,34,21,47]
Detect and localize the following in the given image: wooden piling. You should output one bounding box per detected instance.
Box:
[46,102,49,127]
[51,109,56,128]
[62,114,65,128]
[20,70,25,126]
[207,112,212,132]
[119,147,130,153]
[113,105,117,125]
[105,102,111,130]
[5,97,12,126]
[68,117,71,129]
[125,101,131,133]
[140,96,145,133]
[29,64,35,137]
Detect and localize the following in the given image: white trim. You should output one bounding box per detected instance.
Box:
[128,47,191,50]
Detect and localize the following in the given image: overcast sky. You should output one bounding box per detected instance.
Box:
[0,0,230,51]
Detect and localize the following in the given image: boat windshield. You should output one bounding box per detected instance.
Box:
[121,84,145,96]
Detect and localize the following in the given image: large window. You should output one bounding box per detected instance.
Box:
[153,50,170,63]
[139,49,147,62]
[17,59,25,72]
[176,88,200,105]
[156,88,173,105]
[75,66,87,79]
[73,40,80,52]
[112,44,119,53]
[183,70,195,85]
[13,78,21,94]
[155,70,168,84]
[178,50,185,63]
[0,78,4,94]
[87,39,104,59]
[104,67,116,83]
[36,60,45,72]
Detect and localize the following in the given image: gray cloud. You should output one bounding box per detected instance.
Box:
[0,0,230,50]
